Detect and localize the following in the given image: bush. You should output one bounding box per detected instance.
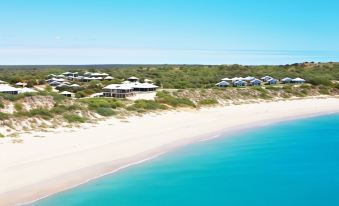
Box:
[81,98,124,109]
[27,108,53,120]
[95,107,116,116]
[0,133,4,138]
[319,86,330,95]
[156,91,195,107]
[0,112,9,120]
[198,99,218,105]
[308,77,332,86]
[0,100,4,109]
[63,114,86,123]
[127,100,167,112]
[14,103,24,111]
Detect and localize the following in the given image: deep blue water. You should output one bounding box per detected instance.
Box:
[32,114,339,206]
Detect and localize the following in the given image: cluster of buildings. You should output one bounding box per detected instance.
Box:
[0,80,37,95]
[46,72,159,98]
[216,76,306,87]
[47,72,114,87]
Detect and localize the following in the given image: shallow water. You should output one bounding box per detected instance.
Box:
[32,114,339,206]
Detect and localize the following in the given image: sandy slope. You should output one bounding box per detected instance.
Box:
[1,97,339,205]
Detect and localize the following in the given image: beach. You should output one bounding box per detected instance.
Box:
[1,97,339,206]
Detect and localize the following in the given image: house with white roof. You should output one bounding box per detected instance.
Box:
[103,84,134,98]
[0,85,20,95]
[60,91,75,98]
[292,78,306,84]
[215,81,230,87]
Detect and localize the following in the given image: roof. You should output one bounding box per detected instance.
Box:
[104,76,114,80]
[282,77,292,81]
[216,81,230,86]
[19,87,37,93]
[221,78,231,81]
[128,82,158,89]
[60,91,74,95]
[128,76,139,80]
[0,80,7,84]
[104,84,134,90]
[0,85,20,92]
[292,78,305,82]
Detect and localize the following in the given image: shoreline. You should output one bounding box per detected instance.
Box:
[1,98,339,206]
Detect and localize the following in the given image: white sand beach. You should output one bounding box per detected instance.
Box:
[1,97,339,205]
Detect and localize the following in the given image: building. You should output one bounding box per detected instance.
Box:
[233,80,246,87]
[129,82,158,92]
[250,79,262,86]
[60,91,75,98]
[103,84,134,98]
[215,81,230,87]
[18,87,37,94]
[127,76,139,82]
[261,76,273,82]
[292,78,306,84]
[62,72,79,78]
[266,78,278,85]
[281,77,293,84]
[0,85,20,95]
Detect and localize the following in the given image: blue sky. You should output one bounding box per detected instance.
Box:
[0,0,338,65]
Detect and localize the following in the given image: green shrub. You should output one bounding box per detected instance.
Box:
[308,77,332,86]
[27,108,53,120]
[198,99,218,105]
[0,100,4,109]
[63,114,86,123]
[14,103,24,111]
[127,100,167,112]
[0,112,9,120]
[95,107,116,116]
[319,86,330,95]
[81,98,124,109]
[156,91,195,107]
[0,133,4,138]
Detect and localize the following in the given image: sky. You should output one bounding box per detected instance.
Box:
[0,0,339,65]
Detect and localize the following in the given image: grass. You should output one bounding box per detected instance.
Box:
[95,107,117,116]
[14,103,24,112]
[63,114,86,123]
[81,98,124,109]
[0,112,9,120]
[198,99,219,105]
[127,100,168,112]
[156,91,196,107]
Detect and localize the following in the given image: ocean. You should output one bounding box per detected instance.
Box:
[31,114,339,206]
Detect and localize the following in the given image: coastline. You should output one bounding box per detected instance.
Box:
[1,97,339,206]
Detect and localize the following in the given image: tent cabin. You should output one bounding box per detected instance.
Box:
[266,78,278,85]
[0,85,20,95]
[244,76,255,82]
[215,81,230,87]
[233,80,246,87]
[103,84,134,98]
[261,76,273,82]
[250,79,262,86]
[292,78,306,84]
[281,77,293,84]
[127,76,139,82]
[60,91,75,98]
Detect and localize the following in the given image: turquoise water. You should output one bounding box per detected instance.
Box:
[32,114,339,206]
